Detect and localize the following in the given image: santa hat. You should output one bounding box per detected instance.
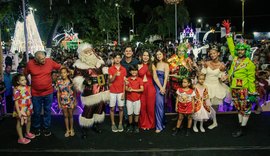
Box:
[77,43,93,55]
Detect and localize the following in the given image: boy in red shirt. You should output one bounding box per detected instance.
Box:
[126,65,144,133]
[108,53,127,132]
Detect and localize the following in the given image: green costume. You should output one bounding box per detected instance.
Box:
[227,36,256,115]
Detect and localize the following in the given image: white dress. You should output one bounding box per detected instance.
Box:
[201,67,228,105]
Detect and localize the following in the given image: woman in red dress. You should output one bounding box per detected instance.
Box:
[138,51,164,130]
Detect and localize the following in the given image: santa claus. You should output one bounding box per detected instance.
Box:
[73,43,109,138]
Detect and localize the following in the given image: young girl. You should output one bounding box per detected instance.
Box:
[57,67,77,137]
[172,78,195,136]
[13,74,35,144]
[193,74,214,133]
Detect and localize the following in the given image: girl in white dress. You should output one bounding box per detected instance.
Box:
[193,74,215,132]
[201,46,228,129]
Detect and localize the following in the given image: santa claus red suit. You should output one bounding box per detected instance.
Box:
[73,43,109,136]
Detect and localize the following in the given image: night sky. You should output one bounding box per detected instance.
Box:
[132,0,269,33]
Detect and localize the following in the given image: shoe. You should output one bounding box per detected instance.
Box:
[70,129,75,136]
[200,127,205,133]
[118,124,124,132]
[232,126,246,138]
[172,128,180,136]
[92,124,102,133]
[43,129,52,137]
[64,131,70,137]
[155,130,162,133]
[208,123,218,129]
[25,132,35,139]
[18,138,31,144]
[134,126,139,133]
[193,126,198,132]
[111,124,118,133]
[33,129,41,137]
[126,125,133,133]
[185,128,191,136]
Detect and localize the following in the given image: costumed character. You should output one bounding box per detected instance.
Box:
[223,20,257,137]
[73,43,110,138]
[168,43,194,90]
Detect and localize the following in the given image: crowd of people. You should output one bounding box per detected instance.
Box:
[0,21,270,145]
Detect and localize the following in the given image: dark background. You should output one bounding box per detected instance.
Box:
[131,0,269,33]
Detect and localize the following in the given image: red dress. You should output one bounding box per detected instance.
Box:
[138,64,156,129]
[176,88,195,114]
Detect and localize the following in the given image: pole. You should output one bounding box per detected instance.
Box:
[117,6,120,46]
[241,0,245,35]
[174,3,177,42]
[22,0,29,62]
[132,13,135,34]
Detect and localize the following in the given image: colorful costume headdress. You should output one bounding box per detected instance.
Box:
[177,43,188,58]
[234,42,251,58]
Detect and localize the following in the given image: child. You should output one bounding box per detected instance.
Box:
[0,75,6,120]
[126,65,144,133]
[57,67,77,137]
[193,74,214,133]
[172,77,195,136]
[108,53,127,132]
[13,74,35,144]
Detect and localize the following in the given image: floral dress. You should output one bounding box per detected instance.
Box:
[57,79,75,108]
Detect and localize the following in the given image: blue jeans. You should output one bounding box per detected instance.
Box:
[32,93,53,129]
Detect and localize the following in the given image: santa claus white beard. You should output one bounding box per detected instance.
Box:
[79,52,100,68]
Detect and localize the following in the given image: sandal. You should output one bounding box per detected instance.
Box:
[70,129,75,136]
[25,132,36,139]
[18,138,31,144]
[64,131,70,137]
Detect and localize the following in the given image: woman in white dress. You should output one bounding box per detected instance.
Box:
[201,45,228,129]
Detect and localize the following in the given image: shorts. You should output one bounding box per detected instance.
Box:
[126,100,141,115]
[110,93,124,107]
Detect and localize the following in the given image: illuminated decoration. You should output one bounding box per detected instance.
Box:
[203,28,215,44]
[250,47,258,60]
[180,26,196,43]
[164,0,182,4]
[52,28,82,50]
[10,10,44,55]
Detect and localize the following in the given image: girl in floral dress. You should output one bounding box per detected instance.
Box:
[57,67,77,137]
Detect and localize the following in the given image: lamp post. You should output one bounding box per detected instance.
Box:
[241,0,245,35]
[164,0,182,43]
[197,18,202,28]
[22,0,29,62]
[115,3,120,46]
[131,12,135,34]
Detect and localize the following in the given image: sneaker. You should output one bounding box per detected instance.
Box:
[134,126,139,133]
[118,124,124,132]
[18,138,31,144]
[33,129,41,137]
[111,125,118,132]
[25,132,35,139]
[43,129,52,136]
[126,125,133,133]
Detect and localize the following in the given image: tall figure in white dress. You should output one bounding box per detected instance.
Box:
[201,45,228,129]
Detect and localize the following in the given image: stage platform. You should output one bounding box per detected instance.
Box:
[0,112,270,156]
